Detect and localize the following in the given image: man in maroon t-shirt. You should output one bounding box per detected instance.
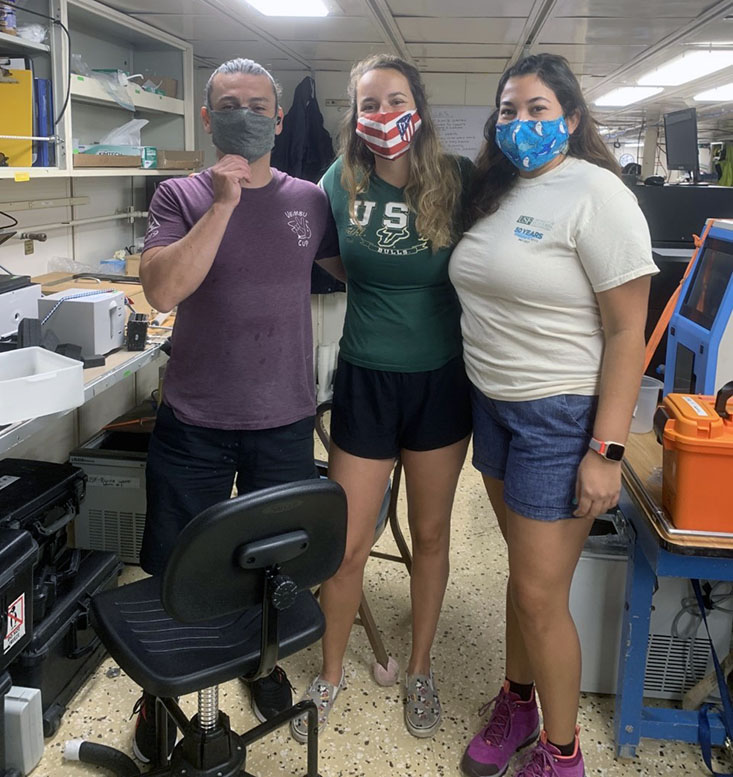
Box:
[132,58,339,761]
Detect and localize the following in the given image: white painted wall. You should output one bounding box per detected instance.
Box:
[0,177,146,277]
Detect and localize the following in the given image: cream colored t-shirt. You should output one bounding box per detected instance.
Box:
[449,156,658,401]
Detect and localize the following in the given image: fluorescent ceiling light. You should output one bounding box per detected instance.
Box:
[244,0,328,16]
[638,50,733,86]
[594,86,663,107]
[694,82,733,101]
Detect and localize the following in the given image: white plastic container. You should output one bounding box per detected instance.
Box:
[0,347,84,425]
[630,375,664,434]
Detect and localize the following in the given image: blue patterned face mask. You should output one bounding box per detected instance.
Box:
[495,116,570,172]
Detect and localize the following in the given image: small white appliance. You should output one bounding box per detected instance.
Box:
[37,288,125,357]
[570,517,733,700]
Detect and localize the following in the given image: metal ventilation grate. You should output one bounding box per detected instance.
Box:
[645,634,710,697]
[85,508,146,563]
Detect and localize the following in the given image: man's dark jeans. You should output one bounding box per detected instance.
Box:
[140,402,317,575]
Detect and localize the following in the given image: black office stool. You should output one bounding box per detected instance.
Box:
[64,479,347,777]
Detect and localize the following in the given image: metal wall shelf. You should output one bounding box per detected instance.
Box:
[0,345,164,456]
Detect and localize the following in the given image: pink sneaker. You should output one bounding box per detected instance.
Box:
[461,682,540,777]
[513,729,584,777]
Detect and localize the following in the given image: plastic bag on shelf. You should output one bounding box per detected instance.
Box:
[91,69,135,111]
[99,119,148,146]
[48,256,98,275]
[17,24,48,44]
[71,53,92,77]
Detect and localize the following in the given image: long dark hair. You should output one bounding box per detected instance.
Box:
[339,54,461,249]
[467,54,620,228]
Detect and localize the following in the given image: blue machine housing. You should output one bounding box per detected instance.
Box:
[664,219,733,396]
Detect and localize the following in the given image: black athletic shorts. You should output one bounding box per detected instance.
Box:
[330,355,472,459]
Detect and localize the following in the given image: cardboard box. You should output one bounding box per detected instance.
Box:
[79,145,157,168]
[156,150,204,170]
[73,154,141,168]
[129,74,178,99]
[126,254,141,277]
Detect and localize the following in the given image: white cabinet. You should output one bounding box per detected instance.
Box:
[0,0,195,180]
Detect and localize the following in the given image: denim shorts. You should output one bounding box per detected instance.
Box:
[470,385,599,521]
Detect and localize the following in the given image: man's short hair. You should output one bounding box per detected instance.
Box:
[204,58,282,111]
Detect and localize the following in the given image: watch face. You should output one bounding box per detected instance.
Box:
[605,443,625,461]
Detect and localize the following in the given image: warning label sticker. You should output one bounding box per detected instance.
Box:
[3,593,26,654]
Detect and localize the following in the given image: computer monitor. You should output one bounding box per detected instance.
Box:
[679,236,733,331]
[663,108,699,181]
[664,219,733,395]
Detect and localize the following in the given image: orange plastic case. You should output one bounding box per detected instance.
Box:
[660,384,733,532]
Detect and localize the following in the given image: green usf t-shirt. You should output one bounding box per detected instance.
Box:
[320,156,472,372]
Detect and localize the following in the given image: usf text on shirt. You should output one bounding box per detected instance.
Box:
[319,155,473,372]
[449,156,659,402]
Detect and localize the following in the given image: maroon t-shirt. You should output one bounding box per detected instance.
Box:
[143,168,339,430]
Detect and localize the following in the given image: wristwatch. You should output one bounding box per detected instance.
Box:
[588,437,625,462]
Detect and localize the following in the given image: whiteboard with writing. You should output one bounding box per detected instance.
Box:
[432,105,491,162]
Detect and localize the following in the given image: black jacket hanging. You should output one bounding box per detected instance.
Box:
[273,76,343,294]
[272,75,335,183]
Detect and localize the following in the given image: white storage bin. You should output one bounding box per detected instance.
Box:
[0,347,84,425]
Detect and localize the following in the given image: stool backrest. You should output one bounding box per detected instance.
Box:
[161,479,346,623]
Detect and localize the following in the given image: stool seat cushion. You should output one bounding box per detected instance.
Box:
[91,575,324,698]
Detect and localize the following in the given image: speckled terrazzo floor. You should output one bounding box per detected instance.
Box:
[34,440,722,777]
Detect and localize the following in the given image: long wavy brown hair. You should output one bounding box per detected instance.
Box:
[339,54,461,250]
[467,53,620,228]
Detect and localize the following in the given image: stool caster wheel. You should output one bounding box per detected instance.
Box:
[372,656,399,686]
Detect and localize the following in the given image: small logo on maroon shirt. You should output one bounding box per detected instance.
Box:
[146,213,161,240]
[285,210,311,247]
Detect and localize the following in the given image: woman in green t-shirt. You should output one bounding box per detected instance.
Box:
[290,54,472,744]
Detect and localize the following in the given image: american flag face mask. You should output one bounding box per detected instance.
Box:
[355,110,422,160]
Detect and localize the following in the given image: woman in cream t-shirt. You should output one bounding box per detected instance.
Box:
[449,54,657,777]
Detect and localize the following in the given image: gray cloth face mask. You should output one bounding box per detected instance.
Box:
[209,108,277,162]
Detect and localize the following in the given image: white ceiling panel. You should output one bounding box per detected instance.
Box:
[190,40,295,60]
[552,0,714,18]
[246,17,381,42]
[406,42,516,57]
[533,43,648,67]
[685,17,733,43]
[301,59,366,70]
[412,58,509,73]
[101,0,211,13]
[397,17,526,44]
[131,12,258,41]
[282,41,390,59]
[386,0,534,16]
[580,74,605,88]
[538,17,689,46]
